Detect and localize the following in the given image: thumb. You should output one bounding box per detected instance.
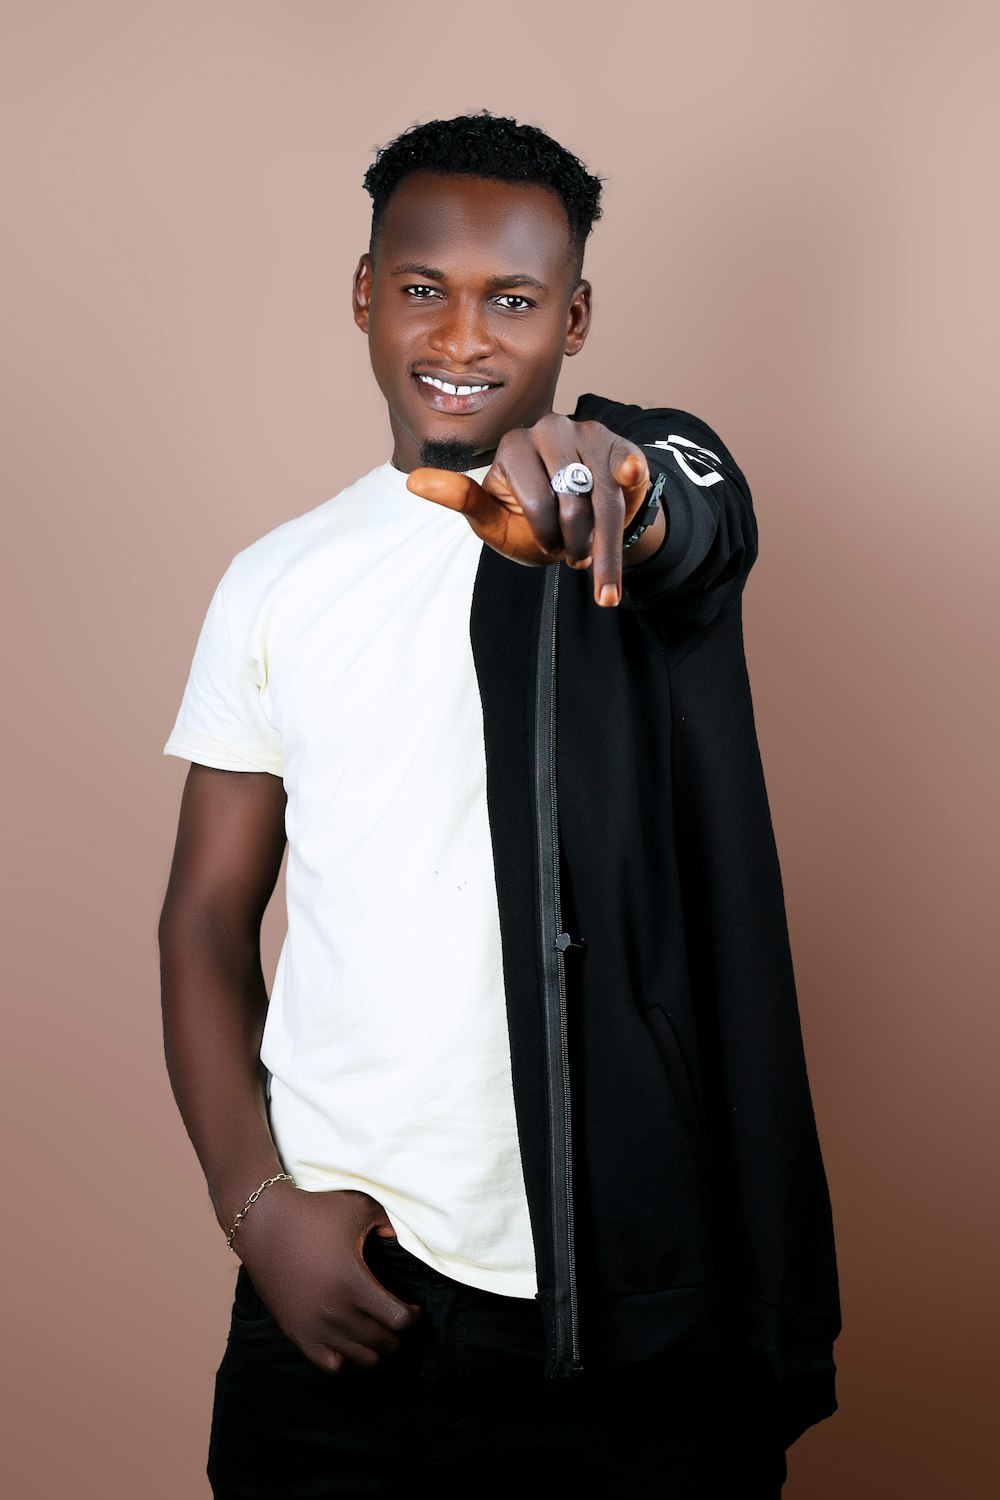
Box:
[406,467,493,520]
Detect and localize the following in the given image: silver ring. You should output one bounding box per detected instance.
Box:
[550,462,594,497]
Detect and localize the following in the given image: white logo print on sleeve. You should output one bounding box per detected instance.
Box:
[645,435,725,488]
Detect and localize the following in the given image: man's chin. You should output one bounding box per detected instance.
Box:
[418,437,481,473]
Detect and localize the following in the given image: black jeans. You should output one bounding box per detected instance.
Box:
[207,1235,787,1497]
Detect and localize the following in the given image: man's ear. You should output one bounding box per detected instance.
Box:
[564,279,592,358]
[352,254,373,334]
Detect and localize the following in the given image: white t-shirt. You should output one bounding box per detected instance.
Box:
[164,461,537,1297]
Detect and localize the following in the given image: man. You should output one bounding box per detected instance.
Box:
[159,113,840,1496]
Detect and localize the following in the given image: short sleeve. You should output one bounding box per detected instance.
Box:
[163,565,283,776]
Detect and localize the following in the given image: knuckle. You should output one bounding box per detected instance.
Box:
[385,1300,413,1330]
[594,486,625,517]
[518,487,547,512]
[320,1296,349,1325]
[486,460,513,494]
[496,428,526,457]
[557,495,592,522]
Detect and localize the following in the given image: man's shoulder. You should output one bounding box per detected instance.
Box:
[573,392,725,443]
[221,462,387,603]
[572,394,745,484]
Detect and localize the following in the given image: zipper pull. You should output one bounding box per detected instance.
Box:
[555,933,586,953]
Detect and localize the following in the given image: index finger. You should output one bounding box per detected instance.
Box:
[589,440,650,606]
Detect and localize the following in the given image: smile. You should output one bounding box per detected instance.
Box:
[418,375,493,396]
[412,373,504,416]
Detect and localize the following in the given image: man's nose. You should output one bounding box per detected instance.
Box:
[427,297,494,364]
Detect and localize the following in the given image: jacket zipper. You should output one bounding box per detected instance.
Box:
[534,564,582,1375]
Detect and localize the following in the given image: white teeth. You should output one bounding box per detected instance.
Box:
[418,375,492,396]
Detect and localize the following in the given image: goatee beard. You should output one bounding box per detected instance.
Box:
[419,437,480,473]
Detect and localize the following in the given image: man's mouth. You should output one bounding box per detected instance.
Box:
[413,372,504,415]
[418,375,492,396]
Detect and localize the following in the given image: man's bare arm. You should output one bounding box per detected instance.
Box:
[159,763,290,1232]
[158,764,418,1371]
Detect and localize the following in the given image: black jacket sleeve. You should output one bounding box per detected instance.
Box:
[572,393,758,628]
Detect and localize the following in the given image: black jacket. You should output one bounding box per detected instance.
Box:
[470,392,841,1448]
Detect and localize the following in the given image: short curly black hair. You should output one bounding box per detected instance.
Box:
[363,112,603,278]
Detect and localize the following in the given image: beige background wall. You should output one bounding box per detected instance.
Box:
[2,1,996,1495]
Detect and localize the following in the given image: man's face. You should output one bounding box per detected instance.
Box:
[353,172,592,471]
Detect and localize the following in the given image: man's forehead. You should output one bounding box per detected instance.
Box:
[375,172,574,276]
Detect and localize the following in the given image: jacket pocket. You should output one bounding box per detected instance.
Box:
[643,1005,710,1186]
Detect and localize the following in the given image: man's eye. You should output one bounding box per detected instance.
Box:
[403,285,440,299]
[495,295,533,311]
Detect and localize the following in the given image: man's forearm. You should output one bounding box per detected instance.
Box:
[159,922,285,1236]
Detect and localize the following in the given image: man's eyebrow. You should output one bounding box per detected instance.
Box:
[389,262,448,281]
[388,262,550,294]
[484,272,550,294]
